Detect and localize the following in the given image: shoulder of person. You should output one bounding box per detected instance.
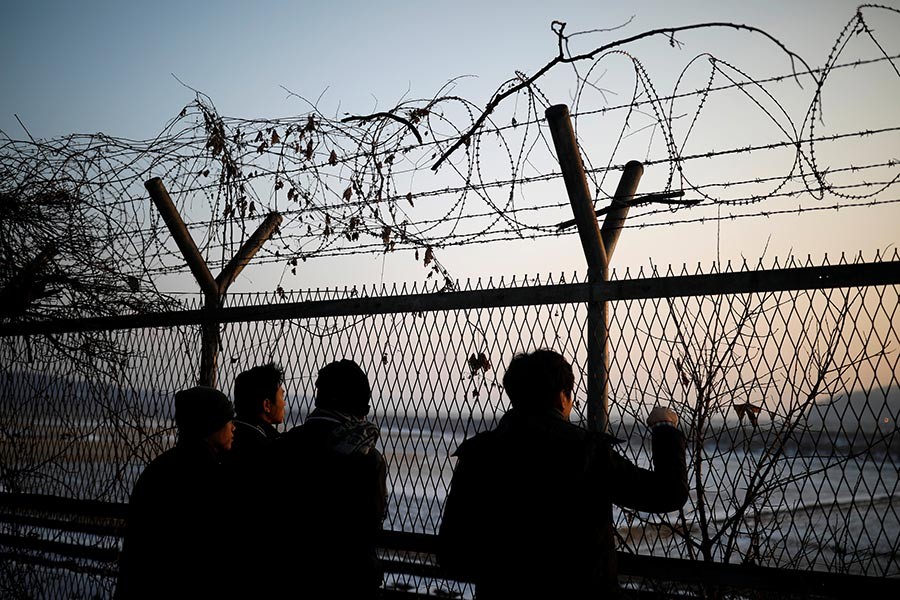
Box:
[452,428,503,459]
[235,420,274,441]
[144,445,178,467]
[274,423,308,450]
[232,420,254,436]
[130,446,200,501]
[277,420,342,458]
[581,430,626,461]
[137,446,184,479]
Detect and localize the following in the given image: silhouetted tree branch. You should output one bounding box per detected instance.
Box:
[431,20,813,171]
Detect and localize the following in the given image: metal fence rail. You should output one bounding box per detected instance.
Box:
[1,253,898,597]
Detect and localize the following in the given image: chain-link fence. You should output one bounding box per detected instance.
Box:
[2,253,898,597]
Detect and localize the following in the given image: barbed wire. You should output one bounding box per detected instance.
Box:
[22,51,900,222]
[160,195,898,265]
[1,5,898,309]
[63,133,898,280]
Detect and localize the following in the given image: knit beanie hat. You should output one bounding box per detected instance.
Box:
[175,386,234,439]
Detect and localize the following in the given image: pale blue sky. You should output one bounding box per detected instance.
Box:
[1,0,867,139]
[2,0,897,291]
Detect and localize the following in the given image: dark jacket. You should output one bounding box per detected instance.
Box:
[226,419,280,595]
[115,439,232,600]
[226,418,280,510]
[230,419,279,465]
[438,408,688,599]
[276,408,388,598]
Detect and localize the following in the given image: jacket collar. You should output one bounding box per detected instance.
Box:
[234,418,279,440]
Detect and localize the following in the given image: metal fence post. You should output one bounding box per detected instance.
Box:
[546,105,643,433]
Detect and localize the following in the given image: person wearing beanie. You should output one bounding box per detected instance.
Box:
[275,359,387,599]
[115,386,235,600]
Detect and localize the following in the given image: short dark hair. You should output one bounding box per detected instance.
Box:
[315,359,371,417]
[502,349,574,412]
[234,362,284,419]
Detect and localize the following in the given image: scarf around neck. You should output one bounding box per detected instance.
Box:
[306,407,380,456]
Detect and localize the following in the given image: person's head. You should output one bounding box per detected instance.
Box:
[314,359,371,418]
[234,362,286,425]
[174,386,235,452]
[502,349,576,418]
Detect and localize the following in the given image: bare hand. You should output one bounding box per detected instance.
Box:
[647,406,678,428]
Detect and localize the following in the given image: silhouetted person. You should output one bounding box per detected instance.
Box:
[438,349,688,599]
[277,359,387,599]
[116,386,235,600]
[227,362,286,596]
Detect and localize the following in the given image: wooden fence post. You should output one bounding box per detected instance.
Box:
[146,177,282,388]
[545,105,643,433]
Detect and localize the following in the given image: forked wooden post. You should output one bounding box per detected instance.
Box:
[602,161,644,260]
[146,177,282,388]
[215,212,283,294]
[545,104,643,433]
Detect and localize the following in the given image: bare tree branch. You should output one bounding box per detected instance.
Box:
[431,21,812,171]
